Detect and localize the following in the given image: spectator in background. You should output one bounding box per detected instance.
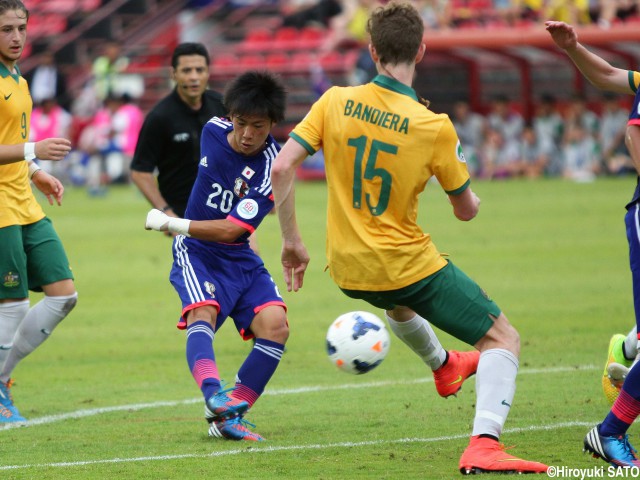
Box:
[544,0,592,24]
[281,0,343,28]
[79,94,125,195]
[562,92,599,142]
[485,94,524,168]
[532,93,564,176]
[91,41,129,103]
[320,0,383,84]
[561,122,600,182]
[600,93,634,174]
[24,50,69,111]
[451,99,485,176]
[516,124,548,178]
[30,97,72,177]
[478,127,521,179]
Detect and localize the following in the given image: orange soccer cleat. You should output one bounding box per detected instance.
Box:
[433,350,480,398]
[459,435,548,475]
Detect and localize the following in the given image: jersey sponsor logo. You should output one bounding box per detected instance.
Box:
[2,272,19,288]
[173,132,190,142]
[456,140,466,163]
[204,281,216,298]
[242,166,255,179]
[200,156,208,167]
[3,93,11,100]
[234,177,250,198]
[237,199,258,220]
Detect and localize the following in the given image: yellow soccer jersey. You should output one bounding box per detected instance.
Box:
[0,63,43,229]
[290,75,470,291]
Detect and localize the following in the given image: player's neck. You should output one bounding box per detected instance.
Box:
[0,58,16,75]
[377,63,415,88]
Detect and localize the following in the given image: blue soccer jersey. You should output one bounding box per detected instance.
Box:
[170,116,286,336]
[627,88,640,210]
[184,116,279,244]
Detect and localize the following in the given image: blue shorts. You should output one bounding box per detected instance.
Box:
[170,235,286,340]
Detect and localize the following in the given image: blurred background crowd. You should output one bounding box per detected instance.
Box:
[22,0,640,193]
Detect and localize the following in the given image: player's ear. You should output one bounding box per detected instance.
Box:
[415,43,426,64]
[369,44,378,63]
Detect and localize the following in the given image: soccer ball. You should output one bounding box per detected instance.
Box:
[326,311,390,375]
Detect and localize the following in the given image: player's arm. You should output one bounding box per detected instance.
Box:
[271,138,311,292]
[545,21,632,94]
[625,125,640,176]
[145,210,247,242]
[0,139,71,165]
[448,187,480,221]
[130,170,175,215]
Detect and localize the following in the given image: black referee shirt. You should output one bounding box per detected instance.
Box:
[131,89,226,217]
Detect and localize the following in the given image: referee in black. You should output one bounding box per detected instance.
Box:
[131,42,226,219]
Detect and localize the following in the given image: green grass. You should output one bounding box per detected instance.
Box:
[1,176,636,478]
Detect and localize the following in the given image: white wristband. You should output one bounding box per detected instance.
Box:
[24,142,36,161]
[168,218,191,237]
[28,161,42,179]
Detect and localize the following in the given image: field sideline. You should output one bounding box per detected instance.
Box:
[0,177,636,479]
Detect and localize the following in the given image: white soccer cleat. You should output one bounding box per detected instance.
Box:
[607,362,630,389]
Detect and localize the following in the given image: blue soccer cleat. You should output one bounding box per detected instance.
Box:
[584,425,640,468]
[204,386,249,422]
[0,379,26,422]
[209,416,265,442]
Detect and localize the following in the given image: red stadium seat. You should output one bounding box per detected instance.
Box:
[237,28,273,53]
[273,27,299,50]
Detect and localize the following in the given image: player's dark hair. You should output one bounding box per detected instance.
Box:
[367,1,423,66]
[223,71,286,123]
[171,42,209,68]
[0,0,28,19]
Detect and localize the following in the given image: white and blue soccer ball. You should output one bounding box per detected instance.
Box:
[326,311,390,375]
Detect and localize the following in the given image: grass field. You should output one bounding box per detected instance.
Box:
[0,176,637,479]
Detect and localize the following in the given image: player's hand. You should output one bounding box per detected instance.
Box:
[35,138,72,161]
[281,241,310,292]
[545,21,578,51]
[145,209,170,232]
[32,170,64,206]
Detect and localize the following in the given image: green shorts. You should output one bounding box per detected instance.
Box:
[0,217,74,299]
[341,260,500,345]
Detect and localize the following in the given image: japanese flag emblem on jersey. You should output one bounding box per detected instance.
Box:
[237,199,259,220]
[242,166,255,179]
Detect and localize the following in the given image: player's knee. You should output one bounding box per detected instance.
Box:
[269,320,290,344]
[47,292,78,318]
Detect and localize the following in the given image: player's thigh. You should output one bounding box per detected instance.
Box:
[403,261,500,346]
[24,218,74,292]
[0,225,29,300]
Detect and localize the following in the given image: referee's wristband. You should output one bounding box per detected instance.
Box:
[28,161,42,179]
[24,142,36,161]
